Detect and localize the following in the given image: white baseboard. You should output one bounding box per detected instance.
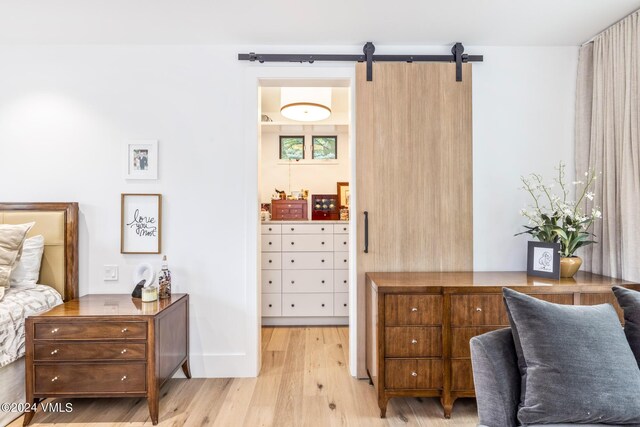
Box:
[184,353,257,378]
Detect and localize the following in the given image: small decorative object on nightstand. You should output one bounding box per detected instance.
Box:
[158,255,172,299]
[23,294,190,426]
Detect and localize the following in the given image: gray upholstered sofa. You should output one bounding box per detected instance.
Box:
[470,328,613,427]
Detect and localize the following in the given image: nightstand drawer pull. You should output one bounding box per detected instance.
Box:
[51,328,59,334]
[121,328,128,333]
[475,307,482,312]
[121,349,127,354]
[411,339,418,345]
[411,372,418,377]
[121,376,127,381]
[51,376,58,382]
[411,307,418,312]
[50,349,59,355]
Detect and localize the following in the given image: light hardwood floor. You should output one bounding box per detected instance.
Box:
[10,327,478,427]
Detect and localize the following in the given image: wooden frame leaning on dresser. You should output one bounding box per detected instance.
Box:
[365,271,640,419]
[0,202,79,301]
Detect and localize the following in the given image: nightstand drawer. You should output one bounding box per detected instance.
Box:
[34,342,146,361]
[34,363,146,394]
[34,322,147,341]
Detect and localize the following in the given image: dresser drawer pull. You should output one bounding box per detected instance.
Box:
[268,280,272,284]
[268,304,272,308]
[321,303,325,307]
[411,372,418,377]
[51,376,58,382]
[321,227,325,231]
[290,227,295,231]
[343,303,347,307]
[291,281,295,284]
[121,328,128,333]
[291,304,295,307]
[321,280,325,284]
[343,242,347,245]
[291,242,295,245]
[268,227,272,231]
[268,242,272,245]
[121,376,127,381]
[51,328,59,334]
[321,259,325,263]
[411,339,418,345]
[269,260,273,263]
[476,307,483,312]
[291,260,295,263]
[121,349,128,354]
[411,307,418,312]
[343,280,347,284]
[343,259,347,263]
[50,349,59,355]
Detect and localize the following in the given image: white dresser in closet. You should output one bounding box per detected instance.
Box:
[261,221,349,325]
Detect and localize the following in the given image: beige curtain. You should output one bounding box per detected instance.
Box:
[575,11,640,281]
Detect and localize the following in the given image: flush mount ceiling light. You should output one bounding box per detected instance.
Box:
[280,87,332,122]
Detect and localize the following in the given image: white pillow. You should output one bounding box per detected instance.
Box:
[9,235,45,287]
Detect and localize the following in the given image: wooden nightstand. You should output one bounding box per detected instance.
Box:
[23,294,190,426]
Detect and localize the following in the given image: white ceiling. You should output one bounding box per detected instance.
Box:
[0,0,638,45]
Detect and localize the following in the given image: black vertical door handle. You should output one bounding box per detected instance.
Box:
[364,211,369,253]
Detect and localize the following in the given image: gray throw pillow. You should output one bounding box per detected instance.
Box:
[612,286,640,367]
[503,287,640,425]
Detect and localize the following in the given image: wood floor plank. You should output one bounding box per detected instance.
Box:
[10,327,478,427]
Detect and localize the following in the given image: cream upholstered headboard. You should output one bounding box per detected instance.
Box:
[0,203,78,301]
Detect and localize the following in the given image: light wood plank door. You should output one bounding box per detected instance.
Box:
[356,62,473,376]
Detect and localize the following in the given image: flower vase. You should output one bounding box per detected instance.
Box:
[560,256,582,278]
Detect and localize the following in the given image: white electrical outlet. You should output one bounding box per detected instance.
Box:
[103,265,119,281]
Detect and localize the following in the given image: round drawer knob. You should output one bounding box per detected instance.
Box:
[321,242,325,245]
[321,228,325,231]
[321,259,325,263]
[291,242,295,245]
[121,328,128,333]
[269,260,272,263]
[321,280,325,284]
[291,304,295,307]
[343,242,347,245]
[51,376,58,382]
[411,372,418,377]
[269,242,272,245]
[268,280,272,284]
[51,328,59,334]
[121,349,128,354]
[291,228,295,231]
[268,304,272,308]
[291,260,295,263]
[343,280,347,284]
[343,259,347,263]
[121,376,127,381]
[291,281,295,284]
[411,307,418,312]
[476,307,482,312]
[411,339,418,345]
[50,349,59,355]
[321,304,325,307]
[268,228,272,231]
[343,303,347,307]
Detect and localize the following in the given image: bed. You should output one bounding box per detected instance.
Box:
[0,203,78,427]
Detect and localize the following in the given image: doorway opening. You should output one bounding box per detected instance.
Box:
[256,76,356,375]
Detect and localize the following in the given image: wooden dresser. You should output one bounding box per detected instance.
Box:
[271,199,308,220]
[365,272,640,418]
[23,294,189,426]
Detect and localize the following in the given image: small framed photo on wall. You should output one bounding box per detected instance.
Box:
[125,140,158,180]
[527,241,560,279]
[121,194,162,254]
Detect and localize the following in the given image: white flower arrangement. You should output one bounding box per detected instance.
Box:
[516,162,602,257]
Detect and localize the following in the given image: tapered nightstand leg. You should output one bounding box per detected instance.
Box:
[148,394,159,425]
[22,398,38,426]
[181,359,191,379]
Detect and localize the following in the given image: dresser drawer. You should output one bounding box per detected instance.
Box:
[334,252,349,269]
[451,326,502,358]
[282,270,333,293]
[335,270,349,292]
[282,224,332,234]
[34,363,146,394]
[261,270,282,293]
[333,223,349,234]
[334,293,349,317]
[385,295,443,326]
[34,342,146,362]
[261,235,282,252]
[385,327,442,358]
[282,293,334,317]
[282,235,333,252]
[282,252,333,270]
[261,224,282,235]
[333,234,349,249]
[261,253,281,270]
[262,294,282,317]
[34,322,147,341]
[384,359,443,390]
[451,359,474,391]
[450,293,574,326]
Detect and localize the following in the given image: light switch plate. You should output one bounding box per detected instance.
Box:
[103,265,119,281]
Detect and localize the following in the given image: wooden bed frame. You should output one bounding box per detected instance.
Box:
[0,202,79,427]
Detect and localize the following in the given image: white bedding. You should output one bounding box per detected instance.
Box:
[0,285,62,367]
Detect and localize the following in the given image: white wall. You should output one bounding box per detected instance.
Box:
[260,129,350,204]
[0,44,578,377]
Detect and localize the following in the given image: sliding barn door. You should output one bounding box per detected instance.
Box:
[356,63,473,376]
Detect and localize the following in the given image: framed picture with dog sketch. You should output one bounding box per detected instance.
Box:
[527,241,560,279]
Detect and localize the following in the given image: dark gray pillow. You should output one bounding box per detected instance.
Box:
[503,287,640,425]
[612,286,640,367]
